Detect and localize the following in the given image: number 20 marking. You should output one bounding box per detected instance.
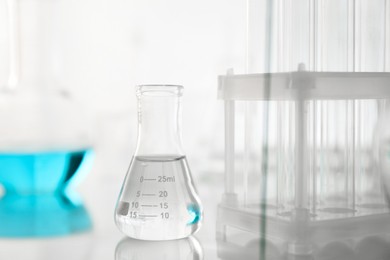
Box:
[159,191,168,197]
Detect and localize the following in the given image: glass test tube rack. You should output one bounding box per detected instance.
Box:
[217,68,390,255]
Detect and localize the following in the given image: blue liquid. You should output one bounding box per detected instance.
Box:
[0,149,93,194]
[187,204,201,225]
[0,149,94,237]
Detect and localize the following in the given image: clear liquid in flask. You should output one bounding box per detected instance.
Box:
[115,155,202,241]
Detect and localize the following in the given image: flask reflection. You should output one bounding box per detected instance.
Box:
[115,235,203,260]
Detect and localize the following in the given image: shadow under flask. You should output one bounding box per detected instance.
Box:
[115,85,203,240]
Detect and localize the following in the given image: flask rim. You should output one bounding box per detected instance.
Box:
[136,84,183,97]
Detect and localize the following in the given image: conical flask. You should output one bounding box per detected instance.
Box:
[115,85,203,240]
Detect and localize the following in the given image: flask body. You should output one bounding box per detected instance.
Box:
[115,85,203,240]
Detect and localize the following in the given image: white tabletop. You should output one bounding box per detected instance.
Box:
[1,116,390,260]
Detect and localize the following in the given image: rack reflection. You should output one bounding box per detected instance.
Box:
[216,230,390,260]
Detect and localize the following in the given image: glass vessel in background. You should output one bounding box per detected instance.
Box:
[0,0,94,236]
[115,85,203,241]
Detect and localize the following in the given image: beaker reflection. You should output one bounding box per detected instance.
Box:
[0,192,92,237]
[115,235,203,260]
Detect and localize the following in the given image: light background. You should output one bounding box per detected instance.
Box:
[0,0,247,174]
[0,1,247,258]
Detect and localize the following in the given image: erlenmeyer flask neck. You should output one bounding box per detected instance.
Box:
[135,85,184,156]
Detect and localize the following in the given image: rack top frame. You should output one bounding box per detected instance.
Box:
[218,71,390,101]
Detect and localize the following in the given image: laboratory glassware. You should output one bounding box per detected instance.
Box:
[115,85,203,241]
[217,0,390,257]
[0,0,94,236]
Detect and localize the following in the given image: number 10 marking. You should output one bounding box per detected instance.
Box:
[160,212,169,219]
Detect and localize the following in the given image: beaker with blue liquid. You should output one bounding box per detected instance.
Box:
[0,0,94,237]
[0,89,94,237]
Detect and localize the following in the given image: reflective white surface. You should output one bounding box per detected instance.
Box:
[1,115,390,260]
[0,115,221,260]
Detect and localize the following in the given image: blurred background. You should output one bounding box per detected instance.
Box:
[0,0,247,161]
[0,0,246,259]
